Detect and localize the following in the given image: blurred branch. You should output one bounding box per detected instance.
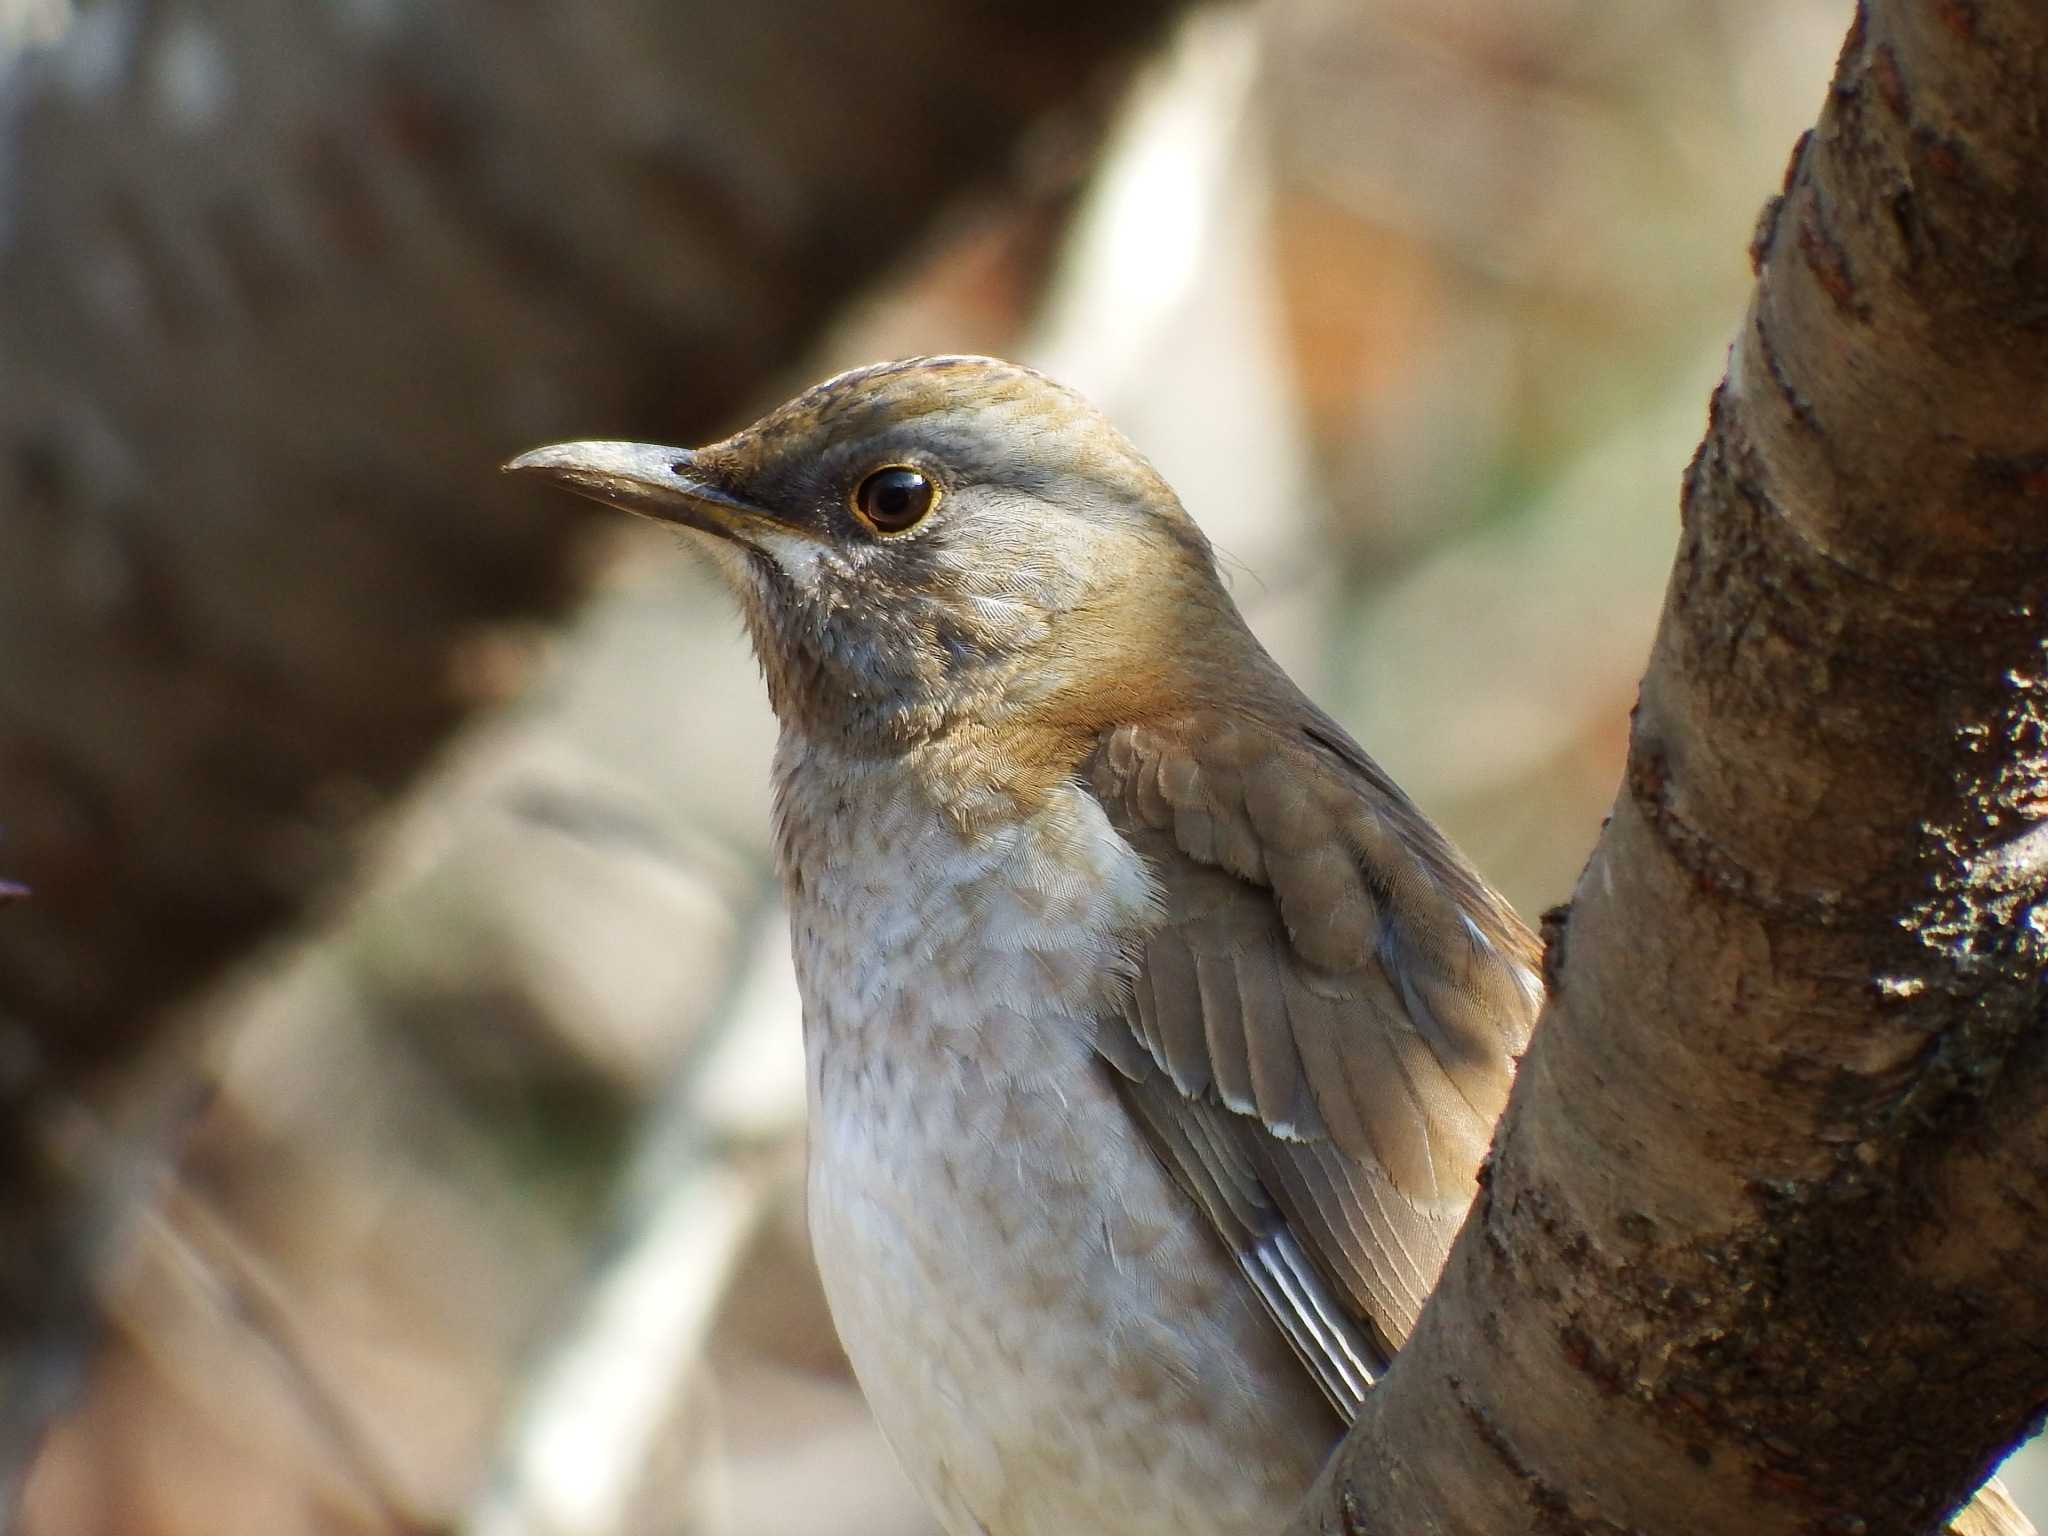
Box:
[1294,3,2048,1532]
[464,915,806,1536]
[0,0,1184,1089]
[15,532,828,1531]
[0,0,1186,1498]
[0,1075,204,1527]
[133,1188,434,1536]
[0,1089,84,1528]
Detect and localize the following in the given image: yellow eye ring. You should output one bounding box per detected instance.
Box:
[852,466,938,535]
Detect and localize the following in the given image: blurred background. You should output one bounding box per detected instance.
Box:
[0,1,2038,1532]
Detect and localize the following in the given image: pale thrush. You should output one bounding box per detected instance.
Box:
[508,356,1545,1536]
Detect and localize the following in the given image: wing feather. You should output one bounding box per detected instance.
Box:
[1088,710,1541,1417]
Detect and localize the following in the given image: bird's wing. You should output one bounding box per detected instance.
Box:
[1085,710,1543,1420]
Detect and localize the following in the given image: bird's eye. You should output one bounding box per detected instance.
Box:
[852,466,937,534]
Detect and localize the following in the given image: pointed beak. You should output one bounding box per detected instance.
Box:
[502,440,801,546]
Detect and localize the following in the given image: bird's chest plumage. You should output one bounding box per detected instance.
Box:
[772,744,1331,1536]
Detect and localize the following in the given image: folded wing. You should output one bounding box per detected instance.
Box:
[1087,710,1542,1418]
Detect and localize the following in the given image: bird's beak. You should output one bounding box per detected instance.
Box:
[502,440,802,547]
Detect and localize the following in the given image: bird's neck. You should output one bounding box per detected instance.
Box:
[767,725,1159,1052]
[770,713,1096,850]
[758,587,1297,835]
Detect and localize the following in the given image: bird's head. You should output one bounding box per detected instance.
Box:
[508,357,1260,773]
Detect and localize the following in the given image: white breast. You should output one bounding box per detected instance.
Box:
[773,742,1333,1536]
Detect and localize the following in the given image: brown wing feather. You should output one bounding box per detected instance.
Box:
[1116,1071,1385,1418]
[1087,710,1541,1409]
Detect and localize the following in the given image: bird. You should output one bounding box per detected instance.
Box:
[506,355,1546,1536]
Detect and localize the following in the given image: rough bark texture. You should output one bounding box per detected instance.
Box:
[1292,2,2048,1532]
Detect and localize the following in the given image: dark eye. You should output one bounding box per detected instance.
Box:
[853,466,937,534]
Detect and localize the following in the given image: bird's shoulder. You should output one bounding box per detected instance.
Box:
[1085,706,1542,1155]
[1080,705,1544,1384]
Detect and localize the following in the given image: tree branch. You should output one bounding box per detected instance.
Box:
[1292,2,2048,1531]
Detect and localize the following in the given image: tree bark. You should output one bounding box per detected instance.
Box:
[1291,2,2048,1532]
